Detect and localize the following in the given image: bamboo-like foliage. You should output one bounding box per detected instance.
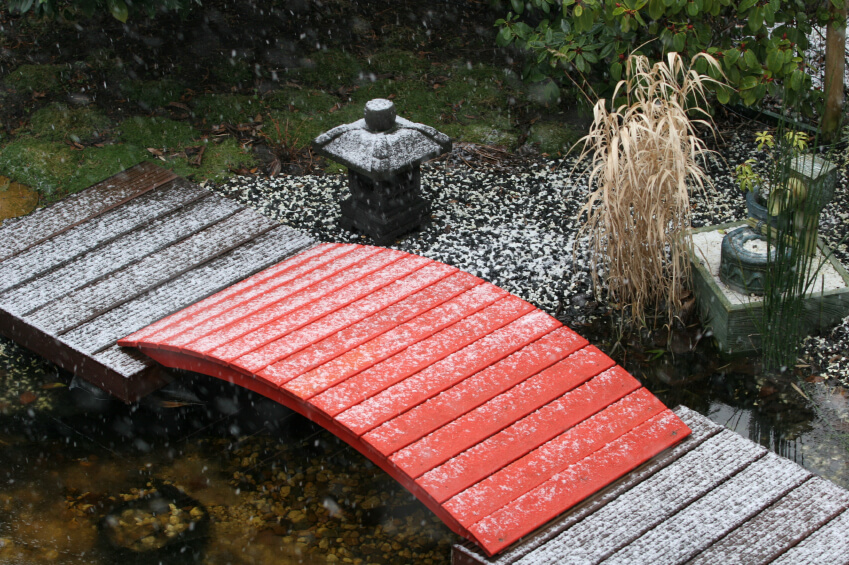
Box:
[575,52,723,328]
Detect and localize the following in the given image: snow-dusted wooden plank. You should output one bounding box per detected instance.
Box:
[771,508,849,565]
[177,247,393,355]
[511,426,766,565]
[313,297,536,421]
[335,309,557,436]
[233,262,455,372]
[68,226,314,354]
[440,387,664,525]
[0,162,176,261]
[395,349,622,483]
[258,271,481,384]
[1,194,242,315]
[452,406,722,565]
[363,327,588,457]
[147,244,367,349]
[606,451,811,565]
[93,344,155,376]
[0,180,206,293]
[471,410,689,555]
[218,254,429,366]
[689,476,849,565]
[121,243,343,346]
[29,208,277,334]
[278,282,505,395]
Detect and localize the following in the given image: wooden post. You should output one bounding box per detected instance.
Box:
[821,1,847,143]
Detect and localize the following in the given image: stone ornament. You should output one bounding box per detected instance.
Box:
[313,99,451,244]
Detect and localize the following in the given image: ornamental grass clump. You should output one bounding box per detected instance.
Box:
[575,52,722,328]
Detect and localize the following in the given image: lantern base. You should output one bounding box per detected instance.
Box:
[339,196,430,245]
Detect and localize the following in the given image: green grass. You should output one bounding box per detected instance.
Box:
[4,64,67,93]
[366,49,429,76]
[118,116,199,150]
[29,103,111,142]
[266,88,338,113]
[120,78,186,110]
[351,80,445,125]
[193,93,264,125]
[298,50,362,88]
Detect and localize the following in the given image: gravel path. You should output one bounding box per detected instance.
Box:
[210,127,849,389]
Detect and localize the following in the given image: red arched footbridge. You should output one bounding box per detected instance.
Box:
[119,242,689,556]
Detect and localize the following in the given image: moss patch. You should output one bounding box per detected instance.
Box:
[29,103,111,142]
[527,121,584,155]
[74,144,149,189]
[120,78,186,110]
[212,59,255,86]
[366,49,428,76]
[193,93,264,125]
[0,139,80,200]
[118,116,199,150]
[298,50,362,88]
[4,64,67,93]
[266,88,338,113]
[165,138,256,183]
[263,107,359,150]
[443,114,518,149]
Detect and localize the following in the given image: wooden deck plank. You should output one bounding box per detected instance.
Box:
[362,327,588,457]
[0,162,176,262]
[452,406,723,565]
[120,243,341,346]
[771,508,849,565]
[278,282,505,395]
[337,310,560,437]
[178,247,392,355]
[217,254,430,366]
[470,410,689,555]
[393,349,622,482]
[0,179,206,294]
[311,297,536,420]
[28,207,276,335]
[258,272,481,384]
[414,363,633,503]
[441,387,664,526]
[233,263,456,373]
[145,243,364,349]
[688,476,849,565]
[69,225,314,354]
[510,428,766,565]
[606,452,811,564]
[2,194,243,316]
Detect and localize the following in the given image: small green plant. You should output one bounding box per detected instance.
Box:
[574,52,722,328]
[734,130,810,194]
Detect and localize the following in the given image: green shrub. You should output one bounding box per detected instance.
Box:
[496,0,829,113]
[29,103,111,142]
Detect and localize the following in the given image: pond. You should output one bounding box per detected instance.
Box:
[1,327,847,565]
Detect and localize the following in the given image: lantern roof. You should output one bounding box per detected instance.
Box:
[313,99,452,181]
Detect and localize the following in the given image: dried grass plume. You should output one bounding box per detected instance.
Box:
[574,52,724,328]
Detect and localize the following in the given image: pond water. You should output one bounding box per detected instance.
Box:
[0,332,847,565]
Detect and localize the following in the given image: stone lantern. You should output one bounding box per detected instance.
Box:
[313,98,451,244]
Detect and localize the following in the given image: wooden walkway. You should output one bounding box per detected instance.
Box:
[453,406,849,565]
[0,162,315,400]
[119,242,689,556]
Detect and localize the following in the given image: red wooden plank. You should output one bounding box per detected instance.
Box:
[181,247,398,355]
[279,282,507,396]
[444,387,665,528]
[468,409,690,556]
[362,327,588,457]
[122,243,346,346]
[410,361,631,497]
[329,310,560,434]
[309,297,536,421]
[153,245,380,351]
[257,272,481,385]
[232,262,456,373]
[215,255,431,365]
